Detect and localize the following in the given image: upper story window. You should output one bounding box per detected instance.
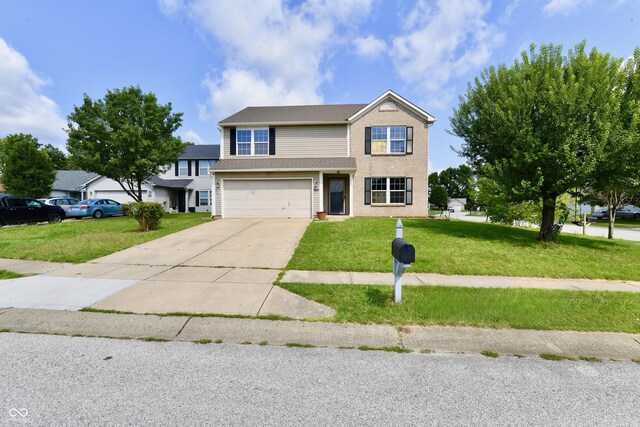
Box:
[198,160,217,176]
[371,126,406,154]
[178,160,189,176]
[237,129,269,156]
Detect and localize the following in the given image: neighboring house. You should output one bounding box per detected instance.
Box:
[51,170,99,200]
[53,145,219,212]
[212,90,435,218]
[448,198,467,212]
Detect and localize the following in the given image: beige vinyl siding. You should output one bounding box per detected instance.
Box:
[222,125,347,158]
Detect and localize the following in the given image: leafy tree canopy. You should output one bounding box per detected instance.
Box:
[42,144,70,170]
[66,86,187,201]
[430,185,448,211]
[451,42,626,241]
[0,134,56,198]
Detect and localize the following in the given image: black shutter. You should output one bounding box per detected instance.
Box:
[195,160,200,176]
[195,191,200,207]
[364,127,371,154]
[269,127,276,155]
[230,127,237,155]
[364,178,371,205]
[174,162,179,176]
[187,160,192,176]
[406,127,413,155]
[406,177,413,205]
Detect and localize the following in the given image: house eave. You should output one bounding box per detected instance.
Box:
[214,167,357,173]
[218,121,349,127]
[347,89,437,124]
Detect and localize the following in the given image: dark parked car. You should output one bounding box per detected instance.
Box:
[0,195,66,226]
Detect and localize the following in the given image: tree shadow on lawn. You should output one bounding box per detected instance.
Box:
[404,219,622,251]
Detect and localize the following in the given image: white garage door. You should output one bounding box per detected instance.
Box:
[223,180,312,218]
[93,191,135,204]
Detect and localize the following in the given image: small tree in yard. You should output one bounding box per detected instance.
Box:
[451,42,624,242]
[0,134,56,198]
[67,86,187,201]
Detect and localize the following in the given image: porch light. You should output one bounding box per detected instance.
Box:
[314,180,319,190]
[216,181,220,189]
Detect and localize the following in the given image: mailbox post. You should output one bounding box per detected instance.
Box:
[391,219,415,304]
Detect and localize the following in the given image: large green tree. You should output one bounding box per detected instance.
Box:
[437,165,477,207]
[451,43,623,241]
[0,134,56,198]
[587,48,640,239]
[42,144,70,170]
[66,86,187,201]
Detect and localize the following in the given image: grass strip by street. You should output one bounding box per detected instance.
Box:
[287,218,640,280]
[0,270,22,280]
[0,213,210,263]
[278,283,640,333]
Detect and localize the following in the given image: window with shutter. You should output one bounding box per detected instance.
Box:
[364,178,371,205]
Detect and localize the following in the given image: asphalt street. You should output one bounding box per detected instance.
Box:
[1,334,638,426]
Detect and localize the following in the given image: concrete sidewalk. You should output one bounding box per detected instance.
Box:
[282,270,640,292]
[0,308,638,360]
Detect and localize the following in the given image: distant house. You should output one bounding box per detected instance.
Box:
[51,144,220,212]
[448,198,466,212]
[51,170,99,200]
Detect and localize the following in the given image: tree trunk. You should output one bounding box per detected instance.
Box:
[608,206,616,239]
[537,196,557,242]
[137,181,143,202]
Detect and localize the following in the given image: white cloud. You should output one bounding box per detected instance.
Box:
[0,38,66,146]
[390,0,504,108]
[353,35,387,58]
[178,0,372,119]
[157,0,184,16]
[182,129,206,144]
[542,0,592,16]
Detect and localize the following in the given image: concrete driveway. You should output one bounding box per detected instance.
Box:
[89,219,310,269]
[21,218,334,319]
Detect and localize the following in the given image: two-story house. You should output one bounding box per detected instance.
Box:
[76,144,219,212]
[211,90,435,218]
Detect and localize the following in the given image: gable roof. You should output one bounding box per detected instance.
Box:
[180,144,220,160]
[151,177,193,189]
[348,90,436,123]
[218,90,435,126]
[53,170,100,191]
[219,104,367,126]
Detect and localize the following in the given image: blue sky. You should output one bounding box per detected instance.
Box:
[0,0,638,171]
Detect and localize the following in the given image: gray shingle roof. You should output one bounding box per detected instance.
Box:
[150,177,194,189]
[212,157,357,172]
[180,144,220,160]
[53,170,99,191]
[219,104,367,125]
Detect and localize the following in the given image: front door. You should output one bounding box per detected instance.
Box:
[329,179,345,215]
[177,190,186,213]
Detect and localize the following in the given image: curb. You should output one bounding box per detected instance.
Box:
[1,308,639,360]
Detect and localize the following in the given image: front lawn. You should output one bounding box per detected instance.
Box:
[280,283,640,333]
[287,218,640,280]
[0,213,210,263]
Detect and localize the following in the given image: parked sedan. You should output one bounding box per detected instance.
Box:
[592,207,640,219]
[67,199,123,219]
[0,195,65,226]
[39,197,80,213]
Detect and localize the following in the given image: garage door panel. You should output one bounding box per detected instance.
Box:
[223,180,311,218]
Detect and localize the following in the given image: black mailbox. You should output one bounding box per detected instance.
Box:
[392,238,415,264]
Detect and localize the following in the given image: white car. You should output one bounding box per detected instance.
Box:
[38,197,80,213]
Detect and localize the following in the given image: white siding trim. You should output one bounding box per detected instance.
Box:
[211,173,216,217]
[218,126,224,159]
[347,124,351,157]
[319,172,324,212]
[349,173,354,217]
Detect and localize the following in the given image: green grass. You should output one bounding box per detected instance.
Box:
[357,345,412,353]
[279,283,640,333]
[589,219,640,229]
[287,218,640,280]
[540,353,577,361]
[481,350,499,358]
[193,339,213,345]
[0,269,22,280]
[0,213,210,263]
